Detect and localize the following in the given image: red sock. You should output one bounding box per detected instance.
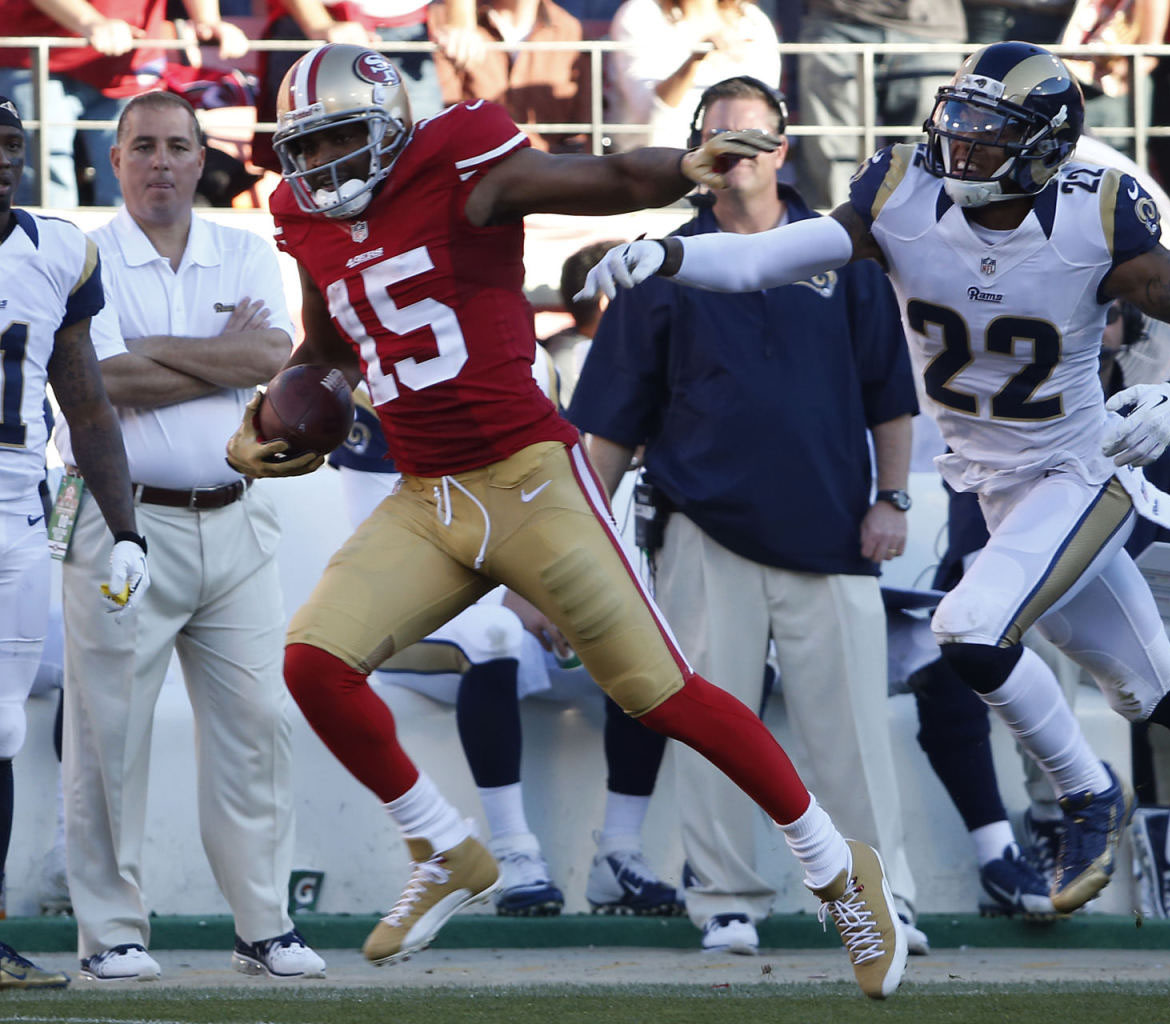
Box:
[639,672,810,824]
[285,643,419,802]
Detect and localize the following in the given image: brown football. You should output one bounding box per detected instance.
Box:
[256,364,355,456]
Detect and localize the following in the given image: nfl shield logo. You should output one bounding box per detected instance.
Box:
[980,257,996,276]
[351,221,369,243]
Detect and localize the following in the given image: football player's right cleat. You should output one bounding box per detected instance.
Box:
[807,840,907,1000]
[978,842,1056,918]
[586,843,684,916]
[490,833,564,917]
[363,835,499,966]
[0,942,69,989]
[1051,762,1135,913]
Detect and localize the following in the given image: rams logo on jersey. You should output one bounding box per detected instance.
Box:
[1136,195,1159,236]
[796,271,838,298]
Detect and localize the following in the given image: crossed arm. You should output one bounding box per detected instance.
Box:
[98,299,292,409]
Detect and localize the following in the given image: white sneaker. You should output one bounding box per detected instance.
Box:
[232,929,326,978]
[700,913,759,955]
[79,944,160,981]
[490,833,564,917]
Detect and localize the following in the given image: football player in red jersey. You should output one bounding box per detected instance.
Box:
[226,44,907,999]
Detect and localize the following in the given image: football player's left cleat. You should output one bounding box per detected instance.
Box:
[978,842,1056,918]
[0,942,69,989]
[1051,762,1135,913]
[363,835,499,966]
[808,840,907,1000]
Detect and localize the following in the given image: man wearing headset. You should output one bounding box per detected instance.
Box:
[569,75,925,955]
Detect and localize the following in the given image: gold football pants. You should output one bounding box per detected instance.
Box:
[288,441,687,716]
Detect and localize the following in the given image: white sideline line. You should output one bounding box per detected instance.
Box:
[5,1018,281,1024]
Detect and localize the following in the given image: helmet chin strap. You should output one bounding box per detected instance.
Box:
[315,177,372,219]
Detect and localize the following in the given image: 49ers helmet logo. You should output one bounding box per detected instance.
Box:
[354,52,400,86]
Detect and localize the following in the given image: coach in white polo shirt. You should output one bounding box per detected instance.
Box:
[54,90,325,982]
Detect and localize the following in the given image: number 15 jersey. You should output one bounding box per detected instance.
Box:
[271,100,578,478]
[849,143,1162,494]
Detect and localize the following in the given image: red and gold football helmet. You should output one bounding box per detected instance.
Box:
[273,44,413,219]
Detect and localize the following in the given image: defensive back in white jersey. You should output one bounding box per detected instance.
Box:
[853,143,1162,495]
[0,210,104,505]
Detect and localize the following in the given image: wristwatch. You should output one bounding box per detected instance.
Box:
[875,489,912,512]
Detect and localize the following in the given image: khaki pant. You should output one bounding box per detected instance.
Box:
[62,486,294,956]
[656,514,916,927]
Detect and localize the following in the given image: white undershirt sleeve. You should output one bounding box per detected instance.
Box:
[672,214,856,291]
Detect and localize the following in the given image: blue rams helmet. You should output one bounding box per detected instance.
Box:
[923,41,1084,208]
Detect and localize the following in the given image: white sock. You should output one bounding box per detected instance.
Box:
[970,820,1016,866]
[980,646,1110,798]
[599,792,650,850]
[384,772,469,854]
[779,795,849,890]
[478,783,530,841]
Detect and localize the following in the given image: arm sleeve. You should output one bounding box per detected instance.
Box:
[671,214,854,291]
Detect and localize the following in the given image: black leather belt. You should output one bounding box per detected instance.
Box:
[134,479,251,510]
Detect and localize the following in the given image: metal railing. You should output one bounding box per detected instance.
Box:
[4,35,1169,207]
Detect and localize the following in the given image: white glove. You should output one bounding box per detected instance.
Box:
[576,240,666,302]
[1102,383,1170,466]
[101,535,150,617]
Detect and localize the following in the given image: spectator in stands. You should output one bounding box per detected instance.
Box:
[605,0,781,149]
[1060,0,1170,157]
[0,0,247,207]
[541,238,623,404]
[432,0,592,152]
[795,0,965,209]
[963,0,1073,44]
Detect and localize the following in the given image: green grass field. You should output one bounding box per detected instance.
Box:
[4,982,1170,1024]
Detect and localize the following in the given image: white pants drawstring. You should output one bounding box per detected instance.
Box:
[434,475,492,570]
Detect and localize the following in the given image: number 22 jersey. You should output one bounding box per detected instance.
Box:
[849,143,1162,494]
[271,100,578,478]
